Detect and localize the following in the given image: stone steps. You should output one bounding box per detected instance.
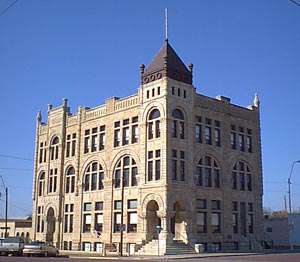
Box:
[136,239,196,256]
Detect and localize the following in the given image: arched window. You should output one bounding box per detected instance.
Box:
[171,109,185,139]
[65,167,75,193]
[232,161,252,191]
[50,136,59,160]
[195,156,220,188]
[148,109,161,139]
[38,172,45,197]
[83,162,104,192]
[114,156,138,188]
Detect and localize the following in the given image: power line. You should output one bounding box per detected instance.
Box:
[0,154,33,162]
[0,167,32,172]
[0,0,19,17]
[289,0,300,7]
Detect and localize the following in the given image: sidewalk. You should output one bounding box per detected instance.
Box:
[61,251,262,260]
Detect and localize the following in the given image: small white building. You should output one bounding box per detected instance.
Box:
[288,213,300,248]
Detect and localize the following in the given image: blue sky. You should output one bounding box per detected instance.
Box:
[0,0,299,217]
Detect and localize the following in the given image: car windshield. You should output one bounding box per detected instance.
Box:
[28,241,45,246]
[3,237,22,243]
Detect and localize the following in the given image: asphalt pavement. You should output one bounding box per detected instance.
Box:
[0,253,299,262]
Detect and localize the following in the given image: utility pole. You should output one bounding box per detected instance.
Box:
[284,195,287,212]
[5,187,8,238]
[288,160,300,213]
[0,175,8,238]
[120,174,125,256]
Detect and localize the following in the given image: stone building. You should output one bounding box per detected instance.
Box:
[31,39,264,255]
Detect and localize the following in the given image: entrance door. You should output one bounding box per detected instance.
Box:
[46,207,55,244]
[146,200,160,241]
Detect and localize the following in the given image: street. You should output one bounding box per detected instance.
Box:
[0,253,300,262]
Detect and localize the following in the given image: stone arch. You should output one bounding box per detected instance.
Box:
[230,158,254,173]
[170,105,189,122]
[193,148,225,171]
[141,193,164,214]
[141,101,166,123]
[109,149,140,179]
[79,155,107,182]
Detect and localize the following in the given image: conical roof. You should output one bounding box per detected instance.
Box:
[141,40,193,85]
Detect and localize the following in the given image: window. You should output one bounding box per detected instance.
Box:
[114,125,121,147]
[238,134,245,151]
[65,167,75,194]
[128,212,137,232]
[95,202,103,211]
[196,212,207,233]
[157,86,160,95]
[147,150,161,181]
[83,162,104,191]
[95,213,103,232]
[84,126,105,153]
[211,200,221,210]
[196,199,207,209]
[230,132,236,149]
[195,156,220,188]
[84,202,92,211]
[132,124,139,144]
[36,206,44,233]
[114,213,121,232]
[66,133,76,158]
[232,161,252,191]
[38,172,45,197]
[122,119,130,145]
[114,200,122,210]
[48,168,58,193]
[114,156,138,188]
[171,86,175,95]
[127,199,138,233]
[248,202,254,233]
[231,125,252,153]
[211,212,221,233]
[50,136,59,160]
[83,214,92,233]
[171,109,185,139]
[128,199,138,209]
[214,128,221,147]
[148,109,161,139]
[248,213,254,233]
[195,124,202,143]
[232,213,238,233]
[171,150,185,181]
[39,142,47,163]
[64,204,74,233]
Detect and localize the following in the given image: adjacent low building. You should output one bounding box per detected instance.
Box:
[264,212,300,249]
[31,38,264,255]
[0,217,32,240]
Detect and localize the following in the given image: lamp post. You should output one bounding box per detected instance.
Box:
[288,160,300,213]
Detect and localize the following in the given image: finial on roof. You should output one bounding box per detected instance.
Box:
[253,93,260,107]
[48,104,53,112]
[188,63,193,73]
[140,64,145,75]
[62,98,68,107]
[36,111,42,122]
[165,8,168,41]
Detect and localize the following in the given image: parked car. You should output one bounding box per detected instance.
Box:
[23,241,58,257]
[0,236,25,256]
